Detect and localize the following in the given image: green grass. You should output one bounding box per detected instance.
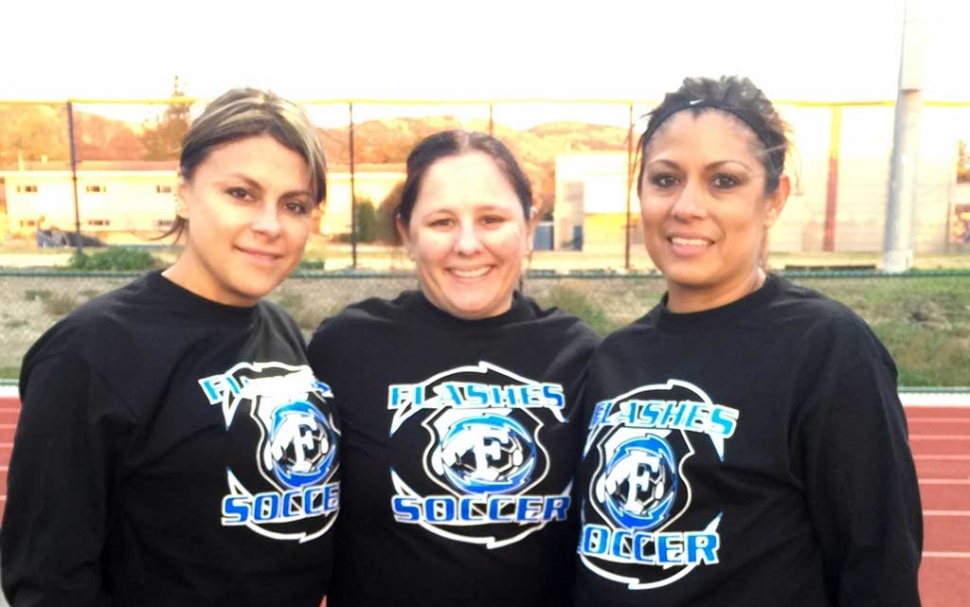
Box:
[794,275,969,387]
[536,286,623,336]
[1,272,966,387]
[536,275,969,387]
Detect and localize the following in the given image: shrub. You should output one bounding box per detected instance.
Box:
[24,289,53,301]
[69,247,159,272]
[44,293,78,316]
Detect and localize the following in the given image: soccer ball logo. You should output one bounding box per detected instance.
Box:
[264,400,336,489]
[432,413,537,495]
[597,434,678,530]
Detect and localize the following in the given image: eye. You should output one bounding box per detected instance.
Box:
[284,200,311,215]
[712,174,739,189]
[227,187,251,200]
[428,217,454,228]
[649,174,679,189]
[481,215,506,226]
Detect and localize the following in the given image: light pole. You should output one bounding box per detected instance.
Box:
[883,0,925,272]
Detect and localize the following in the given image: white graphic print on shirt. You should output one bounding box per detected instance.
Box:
[200,362,340,543]
[580,379,739,589]
[387,361,570,549]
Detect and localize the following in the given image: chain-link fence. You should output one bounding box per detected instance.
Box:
[3,98,970,261]
[2,269,967,386]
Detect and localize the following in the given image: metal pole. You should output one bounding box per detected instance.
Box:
[66,101,83,255]
[624,102,634,270]
[349,102,357,269]
[883,0,924,272]
[823,106,842,251]
[488,103,494,136]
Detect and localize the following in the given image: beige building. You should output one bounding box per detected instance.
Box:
[0,161,405,240]
[554,104,970,254]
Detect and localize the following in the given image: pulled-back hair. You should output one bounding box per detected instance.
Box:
[397,130,533,227]
[638,75,791,194]
[164,87,327,241]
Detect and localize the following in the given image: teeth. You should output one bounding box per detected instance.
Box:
[451,267,490,278]
[670,237,709,246]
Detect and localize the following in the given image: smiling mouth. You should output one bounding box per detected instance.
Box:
[238,247,282,263]
[669,236,712,247]
[450,266,491,279]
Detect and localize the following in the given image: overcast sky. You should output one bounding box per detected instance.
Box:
[2,0,967,105]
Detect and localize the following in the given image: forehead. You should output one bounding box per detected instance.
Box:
[415,152,520,211]
[198,135,309,184]
[644,110,762,164]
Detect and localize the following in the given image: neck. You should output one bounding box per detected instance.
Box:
[666,269,766,314]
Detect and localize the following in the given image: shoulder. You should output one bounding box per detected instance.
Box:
[766,275,894,365]
[256,299,304,338]
[308,292,413,357]
[316,292,410,332]
[590,305,658,359]
[518,295,602,347]
[20,276,156,396]
[25,276,148,360]
[770,277,879,338]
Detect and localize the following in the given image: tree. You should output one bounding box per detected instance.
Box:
[377,180,405,245]
[354,198,378,243]
[0,104,70,166]
[75,113,145,160]
[141,76,191,161]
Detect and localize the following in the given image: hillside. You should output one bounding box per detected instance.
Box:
[0,104,630,211]
[319,116,631,209]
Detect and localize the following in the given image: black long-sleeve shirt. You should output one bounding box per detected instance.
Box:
[575,274,922,607]
[2,271,339,606]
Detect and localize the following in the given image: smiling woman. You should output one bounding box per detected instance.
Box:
[1,88,341,607]
[574,76,922,607]
[165,134,317,306]
[394,131,536,320]
[307,130,601,607]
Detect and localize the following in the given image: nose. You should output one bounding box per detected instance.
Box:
[670,180,707,220]
[454,221,483,255]
[251,201,282,237]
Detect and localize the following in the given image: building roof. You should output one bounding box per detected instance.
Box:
[1,160,404,174]
[1,160,178,172]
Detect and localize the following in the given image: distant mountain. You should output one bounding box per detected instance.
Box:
[0,104,146,166]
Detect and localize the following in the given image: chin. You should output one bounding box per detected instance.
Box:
[447,299,496,319]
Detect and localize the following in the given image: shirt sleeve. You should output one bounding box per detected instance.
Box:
[1,350,132,607]
[801,349,923,607]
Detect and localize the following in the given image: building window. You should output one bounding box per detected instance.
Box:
[156,184,173,194]
[19,220,37,227]
[87,219,110,226]
[155,219,173,229]
[85,185,107,193]
[16,185,38,193]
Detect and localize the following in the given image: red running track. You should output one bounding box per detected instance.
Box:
[0,393,967,606]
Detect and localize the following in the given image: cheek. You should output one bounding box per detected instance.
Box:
[409,232,451,263]
[639,200,666,232]
[493,227,529,259]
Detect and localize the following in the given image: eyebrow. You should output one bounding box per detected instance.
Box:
[421,203,514,215]
[226,174,312,197]
[646,158,754,172]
